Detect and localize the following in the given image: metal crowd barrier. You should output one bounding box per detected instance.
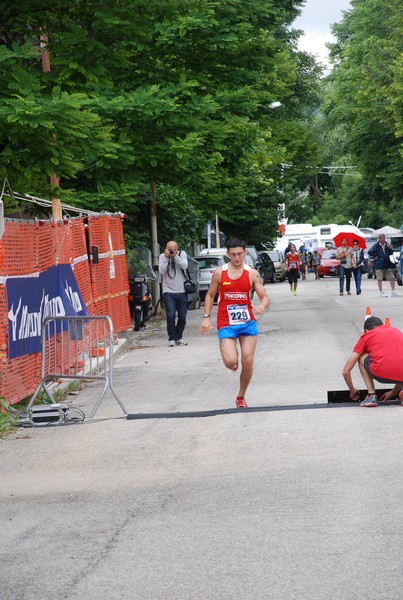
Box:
[26,315,127,418]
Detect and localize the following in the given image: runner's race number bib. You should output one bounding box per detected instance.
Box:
[227,304,251,325]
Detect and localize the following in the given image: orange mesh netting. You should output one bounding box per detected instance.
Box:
[88,214,130,331]
[0,213,131,405]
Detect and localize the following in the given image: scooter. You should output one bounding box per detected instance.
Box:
[128,275,152,331]
[127,248,155,332]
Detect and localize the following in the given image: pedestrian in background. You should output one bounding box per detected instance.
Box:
[299,245,308,280]
[351,239,364,295]
[284,241,293,256]
[336,237,354,296]
[368,233,401,297]
[285,244,300,296]
[312,249,321,280]
[159,240,189,346]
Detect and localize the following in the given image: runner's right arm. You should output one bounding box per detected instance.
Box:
[199,268,221,335]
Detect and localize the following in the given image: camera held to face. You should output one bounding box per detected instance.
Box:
[168,249,175,255]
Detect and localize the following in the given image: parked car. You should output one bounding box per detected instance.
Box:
[257,252,275,283]
[397,249,403,286]
[244,253,257,269]
[362,238,377,278]
[199,248,256,268]
[318,249,340,277]
[195,251,256,299]
[262,250,286,282]
[245,245,259,262]
[194,255,228,299]
[199,247,228,256]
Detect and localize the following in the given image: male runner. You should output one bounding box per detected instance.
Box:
[284,243,300,295]
[199,238,270,408]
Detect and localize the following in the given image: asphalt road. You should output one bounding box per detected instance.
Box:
[2,273,403,600]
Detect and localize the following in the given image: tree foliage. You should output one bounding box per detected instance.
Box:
[319,0,403,228]
[0,0,325,247]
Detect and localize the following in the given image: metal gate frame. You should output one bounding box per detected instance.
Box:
[26,315,127,418]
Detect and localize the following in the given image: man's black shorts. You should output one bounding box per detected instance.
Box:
[287,270,299,285]
[364,355,403,384]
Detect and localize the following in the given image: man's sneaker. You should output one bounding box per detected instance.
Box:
[380,291,388,297]
[360,394,378,407]
[175,340,188,346]
[236,396,248,408]
[293,290,297,296]
[392,291,402,297]
[168,340,175,347]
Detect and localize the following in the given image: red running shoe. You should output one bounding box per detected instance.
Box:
[236,396,248,408]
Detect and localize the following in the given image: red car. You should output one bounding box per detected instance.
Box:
[318,249,340,277]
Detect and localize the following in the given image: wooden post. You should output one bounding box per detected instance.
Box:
[150,181,160,307]
[215,212,220,248]
[40,31,62,221]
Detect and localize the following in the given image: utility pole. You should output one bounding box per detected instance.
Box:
[150,181,160,307]
[40,31,62,221]
[150,181,159,268]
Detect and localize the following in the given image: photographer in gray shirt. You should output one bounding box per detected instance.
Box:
[159,240,189,346]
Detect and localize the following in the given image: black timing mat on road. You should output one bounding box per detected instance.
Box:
[127,391,402,419]
[126,403,349,420]
[328,388,398,403]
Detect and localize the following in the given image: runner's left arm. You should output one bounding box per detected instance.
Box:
[251,269,270,316]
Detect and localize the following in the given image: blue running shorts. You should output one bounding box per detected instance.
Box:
[218,320,259,339]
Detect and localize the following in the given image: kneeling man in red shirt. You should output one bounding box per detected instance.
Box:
[342,316,403,407]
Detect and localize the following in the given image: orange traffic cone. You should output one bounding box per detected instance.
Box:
[365,307,371,319]
[385,317,391,327]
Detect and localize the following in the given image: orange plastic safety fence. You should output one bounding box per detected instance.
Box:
[87,214,131,332]
[37,221,55,271]
[0,221,42,403]
[0,213,131,405]
[2,221,40,275]
[70,218,96,315]
[0,241,4,270]
[108,215,131,333]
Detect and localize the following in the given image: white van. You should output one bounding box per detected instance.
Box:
[276,223,363,252]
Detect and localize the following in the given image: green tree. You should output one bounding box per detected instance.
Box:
[322,0,403,227]
[0,0,324,248]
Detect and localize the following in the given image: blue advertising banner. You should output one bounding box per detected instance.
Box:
[6,264,88,359]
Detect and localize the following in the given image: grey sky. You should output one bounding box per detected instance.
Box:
[293,0,352,67]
